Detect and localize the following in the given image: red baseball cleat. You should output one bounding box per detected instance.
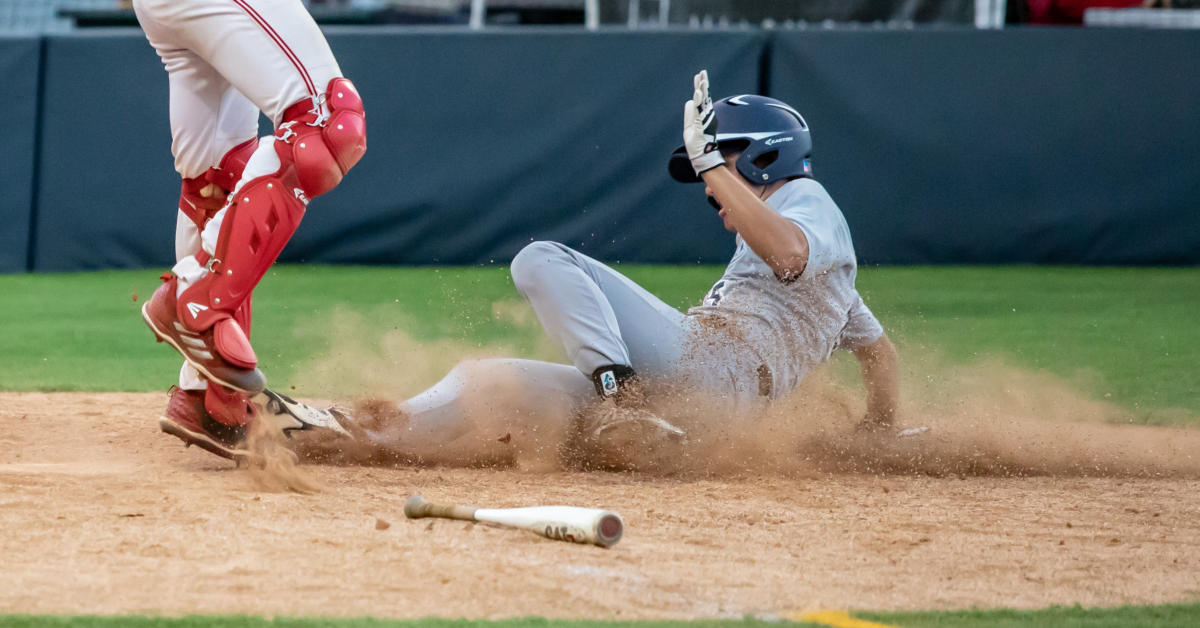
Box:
[158,386,252,462]
[142,274,266,393]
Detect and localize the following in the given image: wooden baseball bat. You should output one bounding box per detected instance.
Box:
[403,495,624,548]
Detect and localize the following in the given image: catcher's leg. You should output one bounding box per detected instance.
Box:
[139,0,366,396]
[170,80,365,336]
[131,41,268,450]
[160,53,262,397]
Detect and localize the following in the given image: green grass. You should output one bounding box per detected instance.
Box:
[0,265,719,395]
[858,602,1200,627]
[5,604,1200,627]
[0,265,1197,421]
[857,266,1200,422]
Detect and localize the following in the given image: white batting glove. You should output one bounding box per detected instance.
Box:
[683,70,723,177]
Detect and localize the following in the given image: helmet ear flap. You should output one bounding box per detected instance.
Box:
[735,148,770,184]
[735,136,812,185]
[751,150,780,170]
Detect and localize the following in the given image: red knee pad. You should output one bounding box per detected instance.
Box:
[280,77,367,198]
[178,138,260,232]
[208,137,260,193]
[325,78,367,174]
[178,176,228,233]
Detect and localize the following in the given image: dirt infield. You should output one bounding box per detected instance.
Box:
[2,392,1200,619]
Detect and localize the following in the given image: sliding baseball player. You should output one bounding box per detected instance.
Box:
[134,0,367,461]
[274,71,903,464]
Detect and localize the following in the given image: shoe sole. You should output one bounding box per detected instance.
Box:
[142,302,260,394]
[159,416,259,464]
[261,389,353,438]
[595,416,686,441]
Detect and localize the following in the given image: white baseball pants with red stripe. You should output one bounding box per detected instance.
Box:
[134,0,343,390]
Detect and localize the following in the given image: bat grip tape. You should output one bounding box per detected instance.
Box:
[404,496,478,521]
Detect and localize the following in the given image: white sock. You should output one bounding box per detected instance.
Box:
[179,362,207,391]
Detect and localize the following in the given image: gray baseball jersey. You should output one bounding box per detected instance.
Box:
[687,178,883,398]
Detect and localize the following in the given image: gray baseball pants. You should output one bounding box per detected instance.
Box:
[398,241,759,448]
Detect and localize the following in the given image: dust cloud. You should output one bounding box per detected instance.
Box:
[647,357,1200,479]
[288,306,1200,479]
[289,302,561,400]
[245,415,323,493]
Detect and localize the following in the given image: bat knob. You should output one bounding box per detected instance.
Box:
[404,495,430,519]
[596,513,623,547]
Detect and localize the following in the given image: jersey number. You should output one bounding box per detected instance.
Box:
[703,280,727,307]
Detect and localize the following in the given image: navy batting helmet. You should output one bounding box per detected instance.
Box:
[668,94,813,185]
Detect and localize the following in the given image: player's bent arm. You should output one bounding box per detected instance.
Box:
[853,333,899,427]
[702,165,809,282]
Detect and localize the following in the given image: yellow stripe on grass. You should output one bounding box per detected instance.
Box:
[787,609,903,628]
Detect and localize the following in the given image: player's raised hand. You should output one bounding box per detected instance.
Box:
[683,70,723,177]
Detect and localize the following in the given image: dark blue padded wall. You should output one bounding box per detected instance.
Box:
[29,29,764,271]
[770,28,1200,265]
[288,28,765,266]
[33,31,179,271]
[0,37,40,273]
[18,28,1200,271]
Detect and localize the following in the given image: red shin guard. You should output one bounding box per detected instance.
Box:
[182,168,308,335]
[177,78,366,337]
[234,297,252,338]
